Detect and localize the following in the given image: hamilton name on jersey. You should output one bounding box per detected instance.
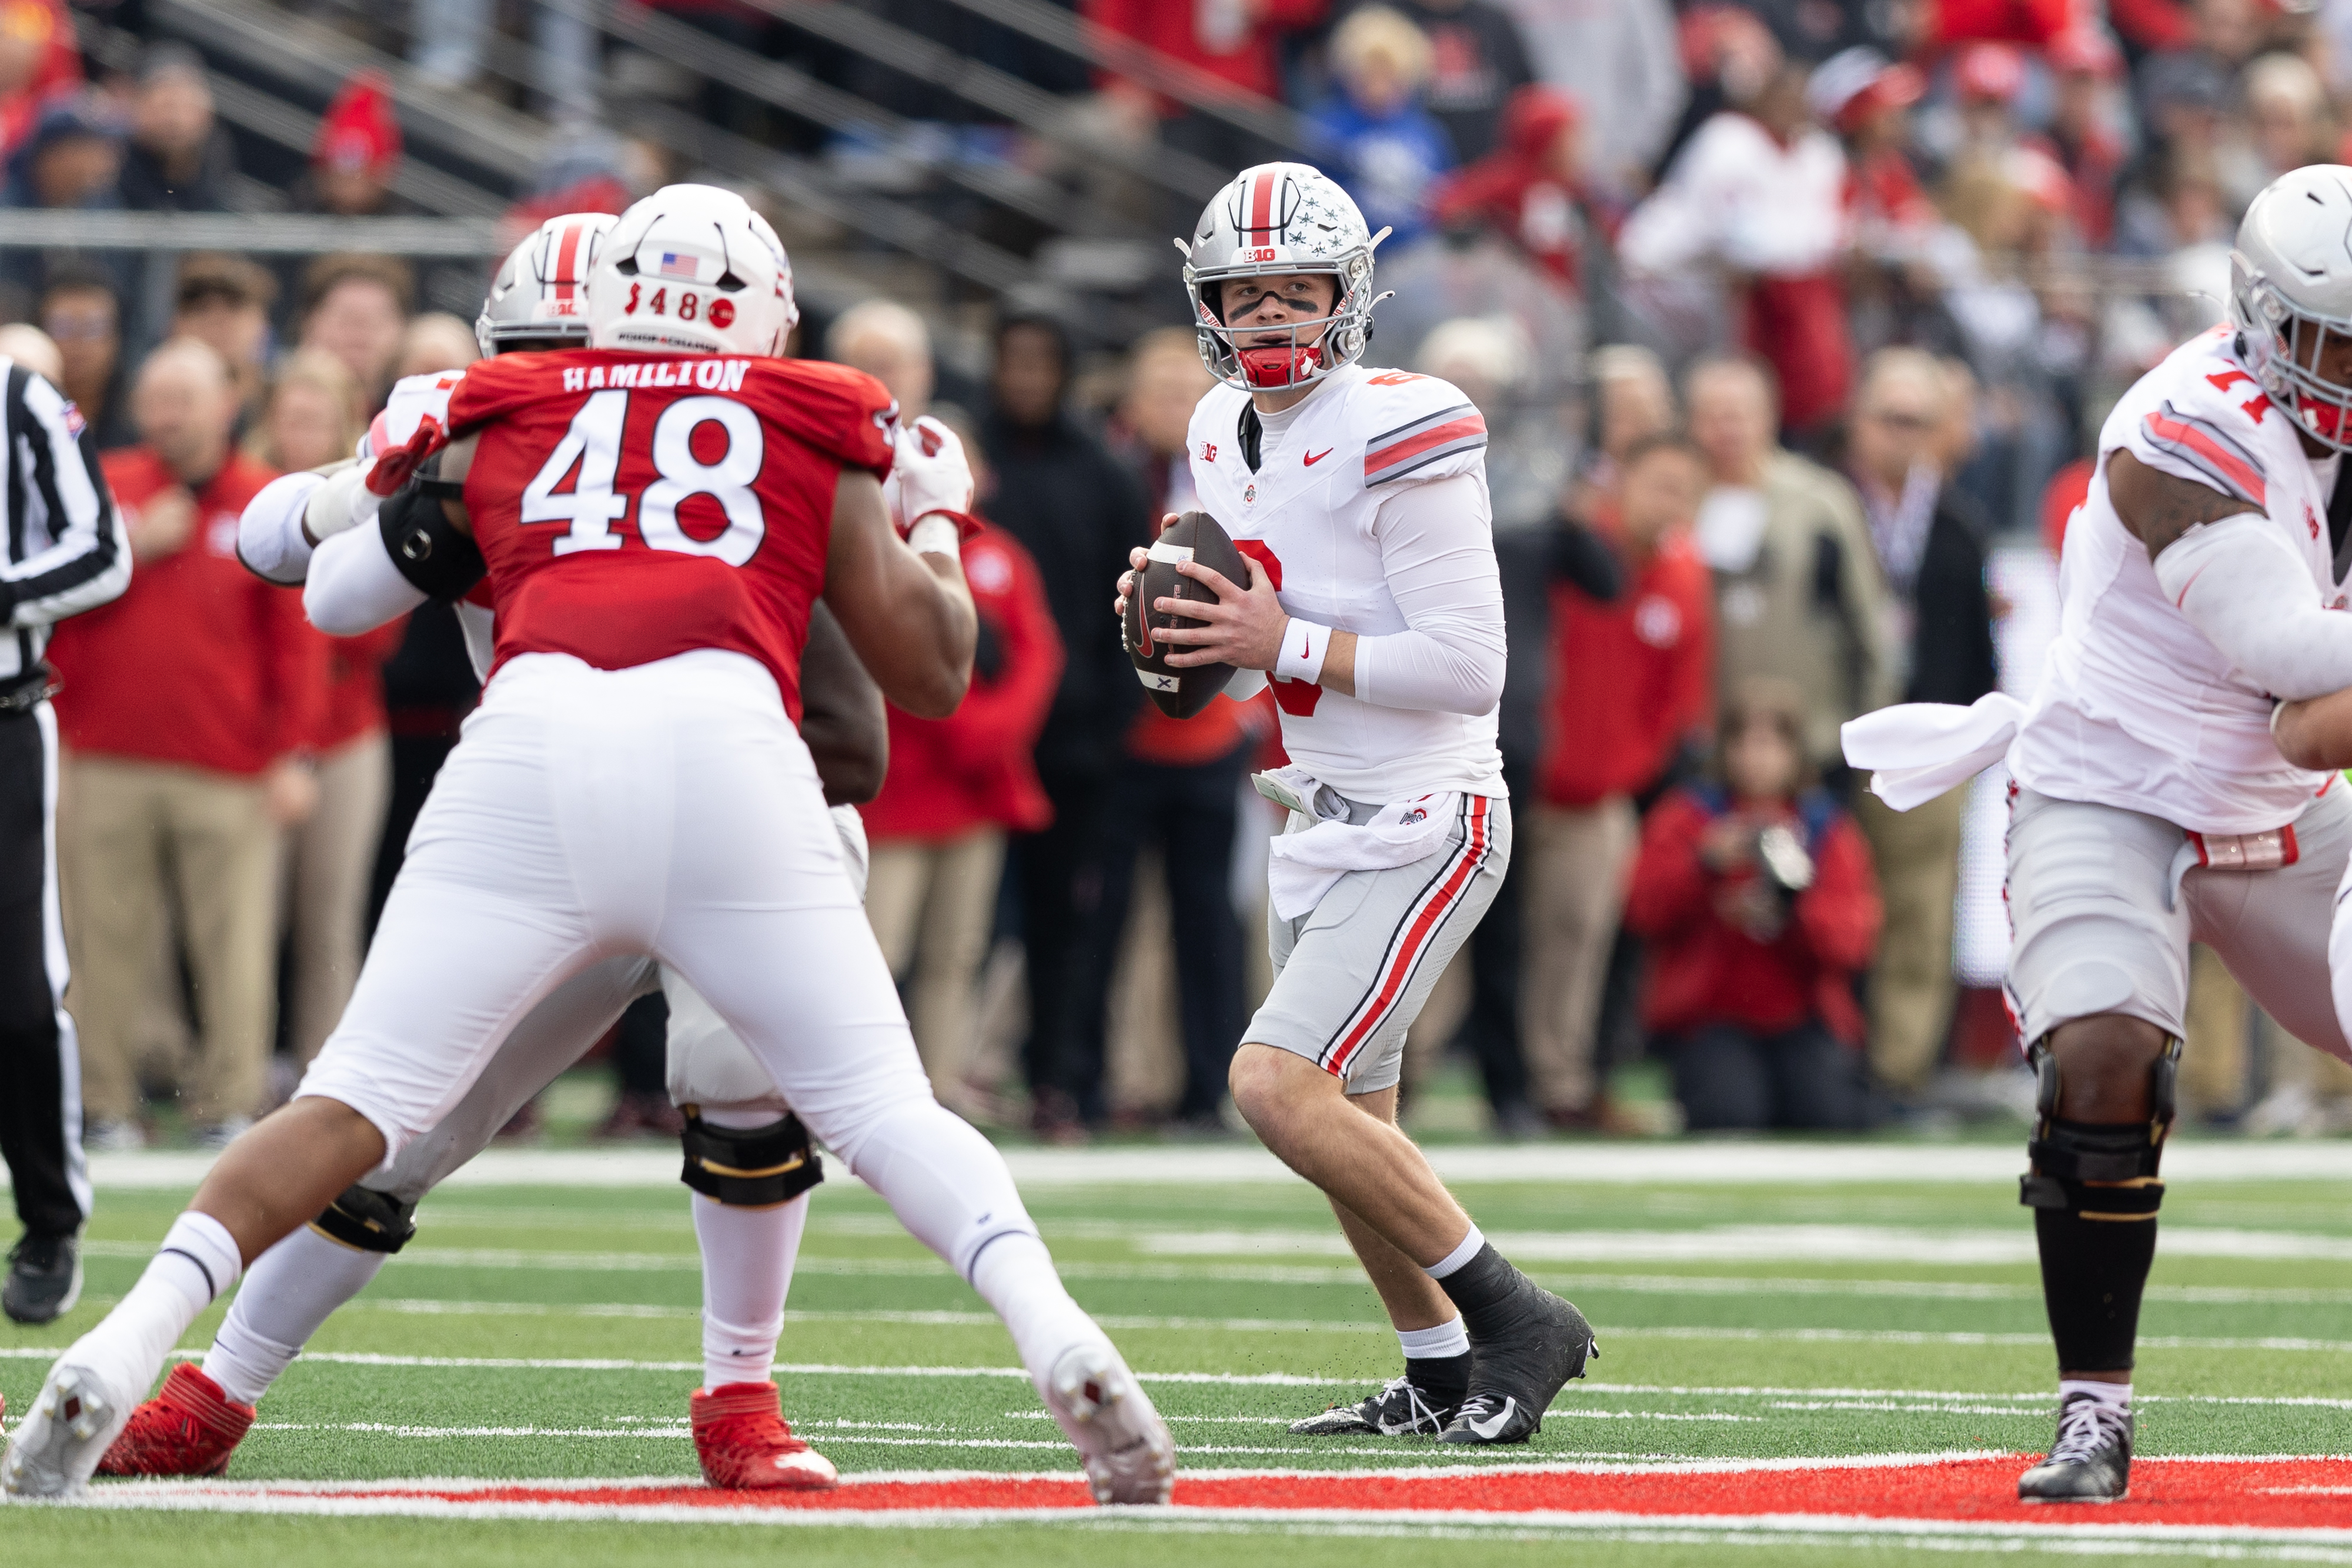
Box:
[1187,360,1502,803]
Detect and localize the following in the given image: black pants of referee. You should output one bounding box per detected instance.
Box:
[0,704,86,1240]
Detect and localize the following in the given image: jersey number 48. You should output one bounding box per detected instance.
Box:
[524,389,766,566]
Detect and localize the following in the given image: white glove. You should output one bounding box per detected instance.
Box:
[887,415,975,537]
[302,458,385,544]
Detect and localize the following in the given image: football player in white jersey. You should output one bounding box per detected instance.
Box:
[92,216,869,1490]
[1115,163,1593,1445]
[1843,165,2352,1502]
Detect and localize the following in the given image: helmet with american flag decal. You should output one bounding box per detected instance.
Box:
[1180,162,1389,392]
[477,212,616,357]
[587,184,797,358]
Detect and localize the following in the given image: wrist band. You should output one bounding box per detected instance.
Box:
[1275,617,1331,685]
[906,513,964,559]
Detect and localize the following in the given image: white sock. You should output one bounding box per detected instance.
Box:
[71,1212,242,1403]
[1424,1226,1485,1280]
[844,1099,1100,1383]
[2060,1378,2132,1410]
[693,1191,806,1391]
[1397,1318,1469,1360]
[205,1225,387,1406]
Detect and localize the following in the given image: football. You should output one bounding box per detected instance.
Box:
[1124,509,1248,719]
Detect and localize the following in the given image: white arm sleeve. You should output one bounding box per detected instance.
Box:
[1349,472,1507,714]
[305,523,427,637]
[238,472,323,586]
[2151,512,2352,700]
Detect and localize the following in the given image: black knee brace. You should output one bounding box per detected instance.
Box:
[680,1111,824,1207]
[2019,1034,2179,1219]
[310,1184,418,1253]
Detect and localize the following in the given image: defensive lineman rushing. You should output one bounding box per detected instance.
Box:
[1845,163,2352,1502]
[5,184,1175,1503]
[1115,162,1593,1444]
[95,215,888,1489]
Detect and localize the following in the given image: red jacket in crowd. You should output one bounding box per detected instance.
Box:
[1084,0,1327,111]
[863,519,1063,842]
[1624,784,1882,1044]
[51,449,329,777]
[1538,522,1714,808]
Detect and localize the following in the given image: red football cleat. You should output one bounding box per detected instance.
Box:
[690,1382,838,1490]
[95,1362,255,1476]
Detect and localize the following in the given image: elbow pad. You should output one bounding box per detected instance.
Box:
[378,482,486,601]
[2151,513,2352,701]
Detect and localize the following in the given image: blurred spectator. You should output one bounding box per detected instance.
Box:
[0,0,79,166]
[172,255,277,429]
[1419,314,1561,529]
[2043,28,2129,248]
[1841,348,1996,1103]
[1621,64,1855,437]
[1083,0,1328,179]
[296,253,413,414]
[411,0,596,122]
[1498,0,1682,200]
[1429,85,1586,295]
[38,268,132,450]
[499,131,650,249]
[293,72,413,219]
[1091,330,1252,1132]
[248,350,400,1067]
[396,312,482,380]
[831,305,1061,1106]
[2246,52,2334,179]
[978,313,1149,1135]
[1623,676,1879,1132]
[118,42,232,213]
[1345,0,1535,162]
[1527,430,1712,1126]
[52,340,327,1147]
[1685,354,1890,773]
[1952,42,2029,165]
[3,92,121,210]
[1311,7,1456,248]
[1568,341,1675,513]
[0,319,59,382]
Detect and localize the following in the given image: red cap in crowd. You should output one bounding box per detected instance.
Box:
[314,70,400,178]
[1807,46,1926,136]
[2045,27,2122,79]
[1956,41,2027,103]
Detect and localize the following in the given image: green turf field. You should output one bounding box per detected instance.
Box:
[5,1127,2351,1564]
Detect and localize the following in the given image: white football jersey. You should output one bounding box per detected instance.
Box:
[1188,362,1503,802]
[2013,326,2346,834]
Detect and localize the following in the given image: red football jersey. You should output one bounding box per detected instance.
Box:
[433,347,897,719]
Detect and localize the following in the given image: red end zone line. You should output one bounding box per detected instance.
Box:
[66,1457,2352,1534]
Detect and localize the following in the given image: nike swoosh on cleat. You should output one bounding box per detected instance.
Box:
[1466,1399,1516,1440]
[1304,448,1332,466]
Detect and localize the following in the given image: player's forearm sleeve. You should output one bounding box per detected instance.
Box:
[2151,512,2352,700]
[1352,473,1507,714]
[239,472,323,586]
[305,524,427,637]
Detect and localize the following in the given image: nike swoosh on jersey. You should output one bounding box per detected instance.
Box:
[1303,448,1332,466]
[1466,1398,1517,1439]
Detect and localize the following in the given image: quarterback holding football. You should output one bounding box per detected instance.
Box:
[1116,162,1594,1444]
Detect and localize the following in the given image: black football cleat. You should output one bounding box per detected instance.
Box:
[2018,1392,2132,1502]
[1439,1282,1595,1445]
[1289,1376,1458,1437]
[3,1231,82,1325]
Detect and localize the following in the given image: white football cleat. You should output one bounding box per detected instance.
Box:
[4,1360,133,1498]
[1040,1340,1174,1505]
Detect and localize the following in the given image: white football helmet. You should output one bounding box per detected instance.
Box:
[2231,164,2352,451]
[477,212,616,357]
[586,183,798,357]
[1179,161,1389,392]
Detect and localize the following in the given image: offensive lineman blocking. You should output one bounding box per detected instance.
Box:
[1117,162,1593,1445]
[4,185,1174,1504]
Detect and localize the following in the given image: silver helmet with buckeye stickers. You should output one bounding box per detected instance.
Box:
[476,212,616,357]
[2231,164,2352,452]
[1180,162,1390,392]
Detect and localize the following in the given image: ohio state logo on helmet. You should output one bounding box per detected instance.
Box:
[1178,161,1391,393]
[477,212,616,357]
[586,183,799,359]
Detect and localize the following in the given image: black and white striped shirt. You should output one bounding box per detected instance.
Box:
[0,359,130,685]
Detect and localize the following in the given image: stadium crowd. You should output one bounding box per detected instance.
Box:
[8,0,2352,1151]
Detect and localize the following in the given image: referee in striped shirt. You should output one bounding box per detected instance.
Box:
[0,350,131,1324]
